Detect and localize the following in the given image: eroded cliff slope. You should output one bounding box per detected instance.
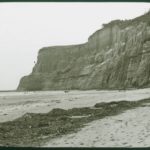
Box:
[18,12,150,91]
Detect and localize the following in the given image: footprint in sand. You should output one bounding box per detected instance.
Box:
[65,142,70,145]
[139,137,143,141]
[110,138,115,141]
[80,142,84,146]
[69,99,73,101]
[104,123,109,125]
[122,142,128,145]
[51,100,61,103]
[93,140,98,144]
[64,140,67,142]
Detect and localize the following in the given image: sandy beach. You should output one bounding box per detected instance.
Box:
[45,105,150,147]
[1,89,150,147]
[1,88,150,123]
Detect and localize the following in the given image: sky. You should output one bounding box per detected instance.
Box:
[0,2,150,90]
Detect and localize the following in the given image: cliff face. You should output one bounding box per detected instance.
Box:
[18,12,150,91]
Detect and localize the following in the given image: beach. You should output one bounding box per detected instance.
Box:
[45,105,150,147]
[1,89,150,147]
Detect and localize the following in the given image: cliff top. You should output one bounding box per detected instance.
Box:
[39,43,86,53]
[102,10,150,28]
[88,10,150,40]
[39,10,150,54]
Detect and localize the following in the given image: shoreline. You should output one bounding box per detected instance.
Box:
[0,98,150,147]
[0,86,143,93]
[1,88,150,123]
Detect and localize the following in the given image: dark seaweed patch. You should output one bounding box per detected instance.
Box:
[0,98,150,147]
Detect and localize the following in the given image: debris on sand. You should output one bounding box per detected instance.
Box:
[0,98,150,147]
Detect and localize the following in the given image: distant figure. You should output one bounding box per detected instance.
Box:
[64,90,69,93]
[34,61,36,64]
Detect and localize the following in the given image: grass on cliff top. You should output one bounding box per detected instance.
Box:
[0,98,150,147]
[102,10,150,29]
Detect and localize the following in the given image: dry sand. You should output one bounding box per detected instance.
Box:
[1,88,150,122]
[45,105,150,147]
[1,89,150,147]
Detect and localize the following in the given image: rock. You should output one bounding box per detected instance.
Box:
[17,11,150,91]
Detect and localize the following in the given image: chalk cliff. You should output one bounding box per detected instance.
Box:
[18,12,150,91]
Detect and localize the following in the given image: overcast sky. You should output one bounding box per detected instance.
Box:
[0,2,150,90]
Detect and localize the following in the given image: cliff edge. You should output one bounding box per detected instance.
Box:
[17,11,150,91]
